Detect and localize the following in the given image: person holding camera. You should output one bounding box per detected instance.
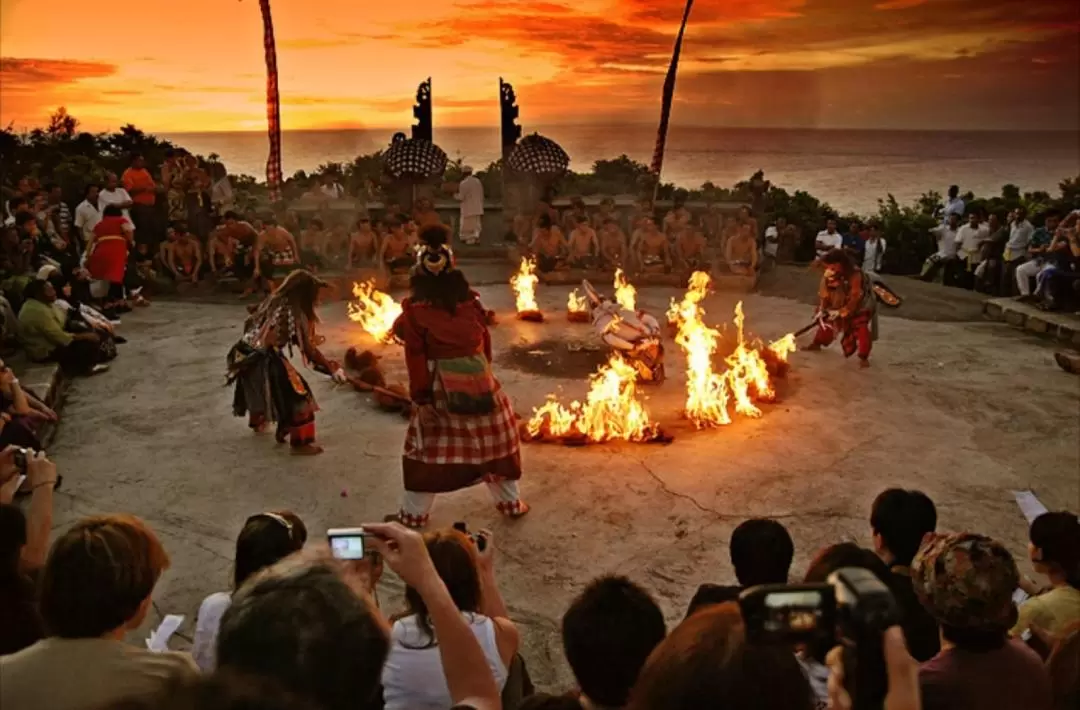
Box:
[191,510,308,672]
[381,526,518,710]
[0,448,57,655]
[912,532,1053,710]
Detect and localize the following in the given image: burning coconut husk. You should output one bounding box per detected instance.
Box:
[348,280,403,344]
[342,347,412,417]
[614,268,636,312]
[511,257,544,322]
[523,355,669,444]
[670,272,796,428]
[567,288,590,322]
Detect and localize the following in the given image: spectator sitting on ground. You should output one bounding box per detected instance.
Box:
[0,449,58,655]
[814,219,842,260]
[627,602,815,710]
[0,356,47,451]
[382,527,519,710]
[18,278,108,376]
[0,514,197,710]
[1045,621,1080,710]
[912,532,1053,710]
[551,575,666,710]
[1013,512,1080,639]
[1016,210,1062,302]
[217,521,503,710]
[871,488,941,661]
[43,266,120,342]
[686,517,794,616]
[191,510,308,672]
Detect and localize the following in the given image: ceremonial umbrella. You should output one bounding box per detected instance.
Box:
[382,132,449,180]
[506,133,570,177]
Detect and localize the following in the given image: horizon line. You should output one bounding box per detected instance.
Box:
[155,124,1080,135]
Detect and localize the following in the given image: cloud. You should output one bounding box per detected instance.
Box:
[0,57,117,92]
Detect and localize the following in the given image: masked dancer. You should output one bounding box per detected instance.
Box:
[806,249,878,367]
[227,270,346,454]
[392,225,527,528]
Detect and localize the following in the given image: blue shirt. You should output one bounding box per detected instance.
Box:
[842,232,865,258]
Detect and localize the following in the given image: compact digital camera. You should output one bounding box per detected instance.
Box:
[452,522,488,552]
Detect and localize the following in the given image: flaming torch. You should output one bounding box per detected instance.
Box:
[567,288,590,322]
[614,268,636,312]
[347,280,403,344]
[511,257,543,321]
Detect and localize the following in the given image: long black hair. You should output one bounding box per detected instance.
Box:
[409,225,472,314]
[1031,512,1080,589]
[233,511,307,590]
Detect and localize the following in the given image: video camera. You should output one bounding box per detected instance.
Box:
[739,567,900,710]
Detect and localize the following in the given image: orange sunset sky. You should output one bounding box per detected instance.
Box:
[1,0,1077,133]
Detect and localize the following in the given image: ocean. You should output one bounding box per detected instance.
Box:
[162,126,1080,215]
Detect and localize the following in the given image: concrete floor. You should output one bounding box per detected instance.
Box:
[45,277,1080,690]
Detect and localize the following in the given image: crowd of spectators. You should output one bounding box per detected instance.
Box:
[2,459,1077,710]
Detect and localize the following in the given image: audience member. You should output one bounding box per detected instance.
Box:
[626,602,815,710]
[863,223,887,273]
[74,183,103,249]
[912,532,1053,710]
[555,575,666,710]
[871,488,942,661]
[842,221,865,263]
[210,163,235,217]
[18,278,108,376]
[104,672,322,710]
[191,510,308,672]
[0,514,197,710]
[686,517,794,616]
[0,357,43,450]
[825,626,923,710]
[382,527,519,710]
[122,154,158,248]
[1013,511,1080,638]
[0,449,58,655]
[955,211,989,288]
[942,185,965,225]
[1045,621,1080,710]
[45,183,72,237]
[1017,210,1061,300]
[922,212,962,284]
[99,172,135,229]
[815,219,842,259]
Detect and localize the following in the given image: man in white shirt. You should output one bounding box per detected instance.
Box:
[921,212,961,284]
[318,174,344,200]
[98,172,135,232]
[942,185,965,226]
[73,184,102,249]
[862,224,887,273]
[455,165,484,246]
[1003,206,1034,262]
[814,219,842,259]
[955,211,989,288]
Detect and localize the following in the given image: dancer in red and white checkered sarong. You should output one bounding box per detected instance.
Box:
[392,226,527,528]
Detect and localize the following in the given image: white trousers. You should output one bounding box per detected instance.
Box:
[400,478,521,527]
[1015,260,1043,295]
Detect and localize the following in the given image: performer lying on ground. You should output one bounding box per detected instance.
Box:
[530,213,567,273]
[583,279,665,383]
[379,219,414,275]
[391,225,527,528]
[724,223,759,276]
[567,215,599,269]
[227,270,347,455]
[598,218,628,269]
[633,217,672,273]
[806,249,878,368]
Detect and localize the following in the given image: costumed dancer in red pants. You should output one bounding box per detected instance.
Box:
[807,248,878,368]
[391,225,528,528]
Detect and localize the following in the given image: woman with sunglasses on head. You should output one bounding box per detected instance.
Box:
[389,225,527,528]
[191,511,307,672]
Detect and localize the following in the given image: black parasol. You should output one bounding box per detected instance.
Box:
[506,133,570,176]
[382,132,448,180]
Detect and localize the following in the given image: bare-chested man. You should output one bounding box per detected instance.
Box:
[164,222,203,284]
[566,214,599,269]
[299,218,328,269]
[209,226,239,277]
[630,198,654,235]
[530,213,567,273]
[254,215,301,289]
[737,205,759,245]
[634,217,672,273]
[701,203,722,245]
[562,197,588,237]
[348,214,379,267]
[663,196,693,239]
[413,198,442,230]
[725,223,759,276]
[675,225,709,271]
[591,197,617,232]
[598,218,628,269]
[379,219,414,274]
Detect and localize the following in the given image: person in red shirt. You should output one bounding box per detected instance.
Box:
[122,154,159,249]
[391,225,527,528]
[87,204,133,309]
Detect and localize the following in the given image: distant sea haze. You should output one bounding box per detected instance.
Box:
[162,126,1080,215]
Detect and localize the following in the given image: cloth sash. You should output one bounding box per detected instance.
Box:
[434,354,496,415]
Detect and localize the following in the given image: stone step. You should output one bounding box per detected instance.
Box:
[983,298,1080,344]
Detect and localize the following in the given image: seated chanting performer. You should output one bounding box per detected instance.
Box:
[348,215,379,268]
[725,223,759,276]
[379,218,414,275]
[675,225,709,272]
[633,217,671,273]
[566,214,599,269]
[253,215,301,292]
[391,225,527,528]
[530,213,567,273]
[598,218,628,269]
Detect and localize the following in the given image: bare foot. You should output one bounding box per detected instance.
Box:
[859,358,871,369]
[291,444,324,456]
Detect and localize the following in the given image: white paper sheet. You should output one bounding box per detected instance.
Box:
[1013,490,1049,525]
[145,614,184,652]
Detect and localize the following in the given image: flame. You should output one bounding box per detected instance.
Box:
[527,355,658,442]
[347,280,403,344]
[614,268,636,312]
[511,257,540,313]
[567,288,589,314]
[671,272,789,428]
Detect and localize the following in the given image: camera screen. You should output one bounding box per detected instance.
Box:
[330,535,365,560]
[763,590,826,633]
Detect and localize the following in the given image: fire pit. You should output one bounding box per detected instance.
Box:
[511,257,544,322]
[566,289,590,323]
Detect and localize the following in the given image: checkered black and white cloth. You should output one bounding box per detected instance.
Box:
[383,137,449,180]
[506,133,569,175]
